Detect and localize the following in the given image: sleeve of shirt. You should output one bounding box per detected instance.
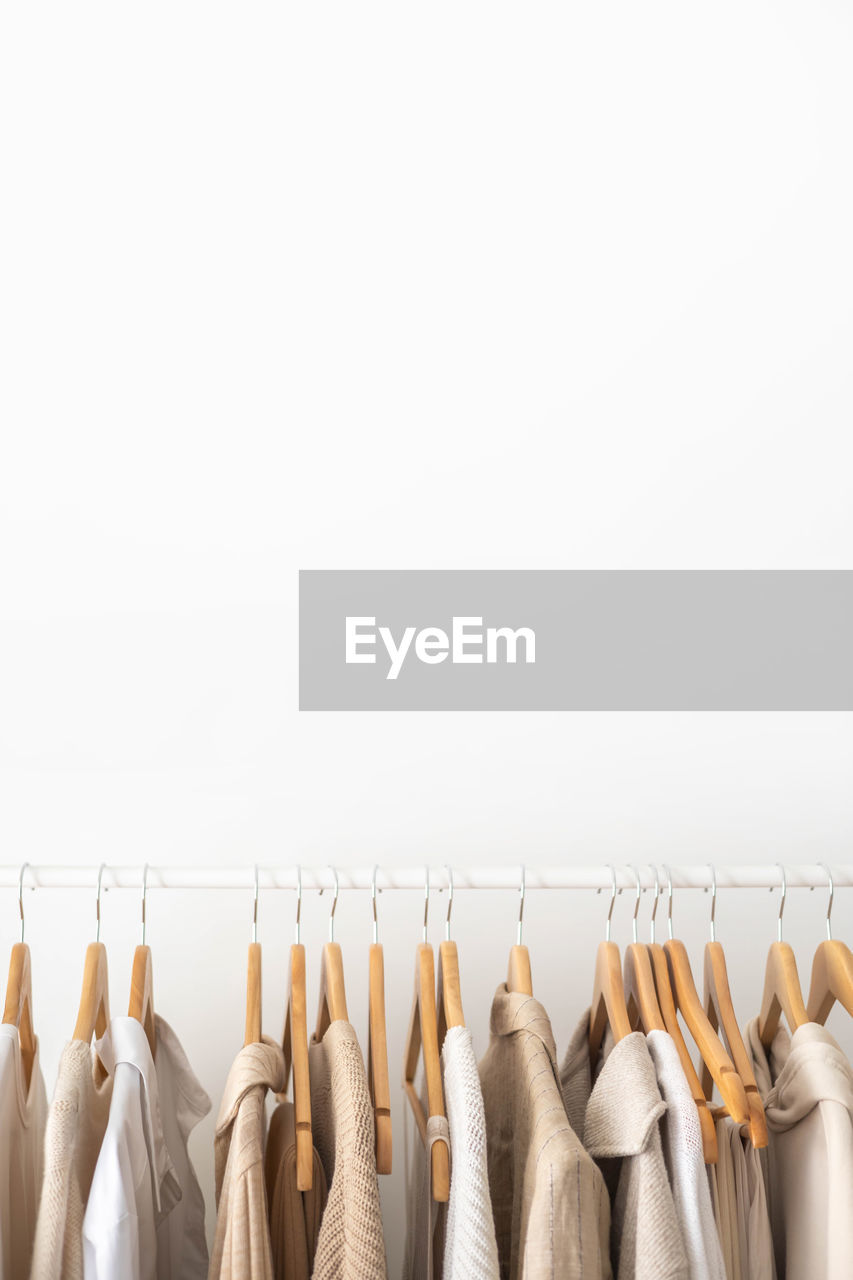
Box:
[83,1212,140,1280]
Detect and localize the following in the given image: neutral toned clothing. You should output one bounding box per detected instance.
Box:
[442,1025,500,1280]
[403,1104,449,1280]
[479,985,612,1280]
[746,1018,853,1280]
[646,1031,726,1280]
[308,1020,388,1280]
[31,1037,113,1280]
[710,1122,742,1280]
[561,1014,689,1280]
[210,1038,286,1280]
[0,1025,47,1280]
[263,1100,328,1280]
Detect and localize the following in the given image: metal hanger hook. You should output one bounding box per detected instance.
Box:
[96,863,107,944]
[604,864,618,943]
[775,863,787,943]
[819,863,834,941]
[295,865,302,947]
[328,866,339,944]
[649,865,661,945]
[445,865,454,942]
[662,864,674,940]
[422,865,430,944]
[141,863,149,946]
[517,865,526,947]
[252,864,259,945]
[371,865,379,945]
[17,862,30,944]
[629,864,641,944]
[708,864,717,943]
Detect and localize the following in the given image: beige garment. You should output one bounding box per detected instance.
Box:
[0,1026,47,1280]
[308,1020,388,1280]
[561,1014,689,1280]
[30,1039,113,1280]
[263,1100,328,1280]
[709,1124,741,1280]
[746,1018,853,1280]
[478,985,612,1280]
[210,1038,286,1280]
[711,1116,775,1280]
[403,1103,449,1280]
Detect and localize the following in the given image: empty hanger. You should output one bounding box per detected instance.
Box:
[701,866,767,1148]
[807,864,853,1024]
[73,864,111,1075]
[315,867,348,1040]
[367,866,392,1175]
[507,865,533,996]
[280,866,313,1190]
[589,865,632,1062]
[245,865,262,1046]
[622,865,665,1034]
[128,863,156,1060]
[646,866,718,1164]
[436,865,465,1048]
[662,867,749,1126]
[402,867,450,1203]
[758,864,808,1047]
[2,863,37,1092]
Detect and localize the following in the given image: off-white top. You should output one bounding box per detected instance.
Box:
[0,1025,47,1280]
[441,1026,500,1280]
[31,1037,113,1280]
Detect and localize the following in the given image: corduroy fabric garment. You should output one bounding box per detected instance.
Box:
[646,1032,726,1280]
[263,1100,328,1280]
[561,1014,689,1280]
[441,1026,500,1280]
[30,1038,112,1280]
[210,1038,286,1280]
[308,1020,388,1280]
[479,986,612,1280]
[745,1018,853,1280]
[0,1026,47,1280]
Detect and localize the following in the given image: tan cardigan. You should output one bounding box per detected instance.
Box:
[264,1100,328,1280]
[478,986,612,1280]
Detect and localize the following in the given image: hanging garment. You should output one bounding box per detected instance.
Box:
[709,1117,775,1280]
[402,1082,448,1280]
[561,1014,689,1280]
[210,1038,286,1280]
[0,1024,47,1280]
[646,1031,726,1280]
[30,1037,113,1280]
[709,1120,742,1280]
[441,1025,499,1280]
[308,1020,388,1280]
[478,986,612,1280]
[82,1015,210,1280]
[745,1018,853,1280]
[264,1100,328,1280]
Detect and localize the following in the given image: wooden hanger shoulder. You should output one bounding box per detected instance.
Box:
[758,941,808,1047]
[623,941,665,1034]
[368,941,392,1175]
[807,938,853,1025]
[2,942,36,1094]
[73,941,111,1047]
[244,941,262,1047]
[402,943,449,1202]
[281,942,313,1191]
[128,943,156,1061]
[507,943,533,997]
[702,941,767,1148]
[315,941,348,1042]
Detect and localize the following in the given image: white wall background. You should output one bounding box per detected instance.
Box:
[1,3,852,1273]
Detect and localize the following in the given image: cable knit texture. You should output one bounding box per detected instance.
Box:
[561,1013,689,1280]
[441,1026,499,1280]
[210,1038,286,1280]
[308,1020,388,1280]
[30,1039,112,1280]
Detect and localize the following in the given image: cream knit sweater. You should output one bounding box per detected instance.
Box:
[441,1026,499,1280]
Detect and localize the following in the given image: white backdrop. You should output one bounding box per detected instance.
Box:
[1,3,852,1272]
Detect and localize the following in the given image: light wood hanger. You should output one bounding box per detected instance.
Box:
[281,868,313,1190]
[807,865,853,1025]
[402,869,450,1203]
[590,866,633,1062]
[622,867,666,1034]
[701,867,767,1149]
[245,866,262,1046]
[73,865,111,1085]
[758,864,809,1048]
[2,865,37,1094]
[436,866,465,1047]
[507,865,533,996]
[315,868,349,1041]
[368,868,392,1175]
[128,864,156,1061]
[661,866,749,1127]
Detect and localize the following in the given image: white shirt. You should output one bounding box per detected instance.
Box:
[82,1015,210,1280]
[441,1025,500,1280]
[0,1024,47,1280]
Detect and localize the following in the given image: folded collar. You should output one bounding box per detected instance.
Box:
[489,984,558,1068]
[746,1018,853,1129]
[216,1037,286,1136]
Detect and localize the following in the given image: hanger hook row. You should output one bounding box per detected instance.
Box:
[629,864,641,944]
[295,864,302,946]
[517,864,526,947]
[445,865,454,942]
[819,862,834,941]
[708,863,717,943]
[328,865,339,944]
[252,864,259,945]
[371,865,379,945]
[423,865,430,944]
[604,864,618,942]
[141,863,149,946]
[775,863,787,943]
[96,863,107,944]
[17,862,30,945]
[661,864,674,940]
[648,864,661,944]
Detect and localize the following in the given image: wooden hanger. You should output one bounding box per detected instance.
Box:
[807,865,853,1025]
[281,869,313,1190]
[128,865,156,1061]
[701,868,767,1148]
[507,865,533,996]
[661,868,749,1127]
[436,867,465,1048]
[245,866,262,1046]
[622,867,666,1034]
[2,865,37,1094]
[590,867,633,1062]
[402,869,450,1203]
[73,866,111,1085]
[315,869,349,1041]
[758,865,809,1047]
[368,868,392,1175]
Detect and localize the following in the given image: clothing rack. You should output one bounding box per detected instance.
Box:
[1,863,850,893]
